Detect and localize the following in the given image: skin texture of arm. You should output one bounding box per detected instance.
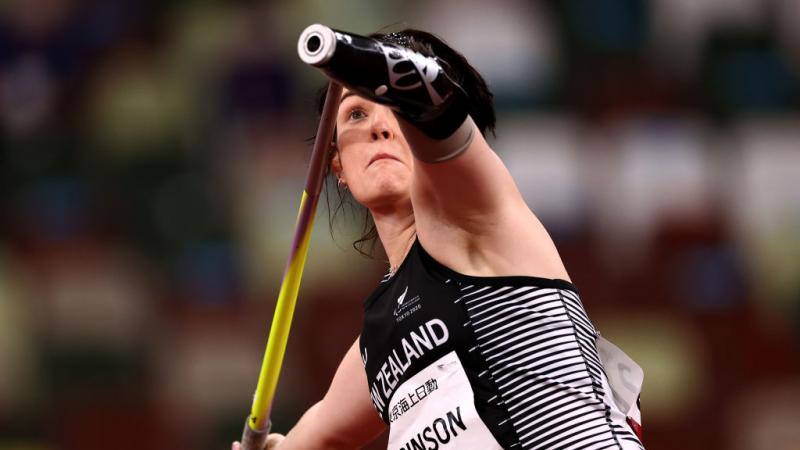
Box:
[398,117,572,281]
[262,338,386,449]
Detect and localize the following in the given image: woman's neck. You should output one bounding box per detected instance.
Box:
[371,208,416,272]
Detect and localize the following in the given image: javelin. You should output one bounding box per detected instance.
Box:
[239,79,342,450]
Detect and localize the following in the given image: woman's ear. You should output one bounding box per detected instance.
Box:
[330,146,343,179]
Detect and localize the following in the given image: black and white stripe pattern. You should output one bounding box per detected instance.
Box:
[457,284,644,450]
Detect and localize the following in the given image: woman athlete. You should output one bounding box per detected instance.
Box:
[234,26,644,450]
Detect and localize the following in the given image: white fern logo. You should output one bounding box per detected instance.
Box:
[397,286,409,305]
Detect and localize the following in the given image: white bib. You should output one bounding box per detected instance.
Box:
[386,351,503,450]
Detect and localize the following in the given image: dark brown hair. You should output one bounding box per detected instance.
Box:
[317,28,496,258]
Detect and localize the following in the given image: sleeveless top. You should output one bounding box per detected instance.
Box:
[360,239,645,450]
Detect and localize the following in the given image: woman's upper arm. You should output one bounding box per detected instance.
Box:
[408,120,527,235]
[314,338,386,447]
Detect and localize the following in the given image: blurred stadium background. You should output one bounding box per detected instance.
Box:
[0,0,799,449]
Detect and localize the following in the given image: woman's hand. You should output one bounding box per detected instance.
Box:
[231,433,285,450]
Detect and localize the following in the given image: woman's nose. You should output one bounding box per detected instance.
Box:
[370,110,395,141]
[372,128,392,140]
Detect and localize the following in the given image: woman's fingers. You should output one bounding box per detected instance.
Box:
[231,433,282,450]
[265,433,285,448]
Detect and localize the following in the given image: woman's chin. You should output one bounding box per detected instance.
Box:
[356,180,410,210]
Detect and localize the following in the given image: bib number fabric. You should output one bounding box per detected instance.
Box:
[386,351,503,450]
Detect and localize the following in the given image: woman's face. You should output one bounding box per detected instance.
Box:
[332,90,414,212]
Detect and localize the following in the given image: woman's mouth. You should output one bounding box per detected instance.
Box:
[368,152,400,167]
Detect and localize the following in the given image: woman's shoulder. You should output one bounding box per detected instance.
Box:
[416,219,572,283]
[414,235,577,292]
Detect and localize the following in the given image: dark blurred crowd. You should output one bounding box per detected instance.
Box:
[0,1,798,449]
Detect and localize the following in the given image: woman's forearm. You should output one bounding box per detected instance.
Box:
[277,401,353,450]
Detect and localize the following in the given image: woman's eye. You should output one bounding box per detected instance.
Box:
[348,108,367,121]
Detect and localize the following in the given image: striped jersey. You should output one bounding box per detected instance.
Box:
[360,239,644,450]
